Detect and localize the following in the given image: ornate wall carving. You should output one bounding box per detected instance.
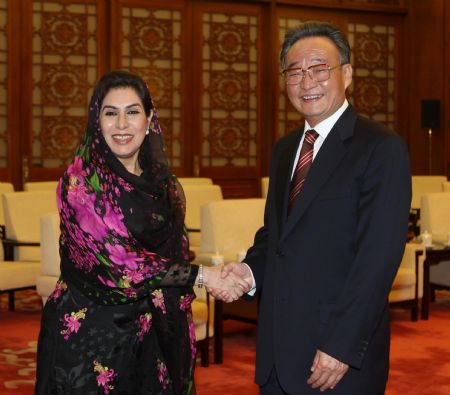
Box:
[30,1,98,168]
[5,0,442,186]
[347,23,396,129]
[200,12,259,167]
[120,5,183,168]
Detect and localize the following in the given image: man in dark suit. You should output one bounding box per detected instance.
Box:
[217,22,411,394]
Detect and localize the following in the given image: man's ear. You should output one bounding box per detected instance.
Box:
[343,63,353,90]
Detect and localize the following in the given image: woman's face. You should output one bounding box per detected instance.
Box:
[100,87,152,174]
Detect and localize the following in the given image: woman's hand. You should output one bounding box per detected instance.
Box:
[202,265,251,302]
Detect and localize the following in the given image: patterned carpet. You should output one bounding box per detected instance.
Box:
[0,290,42,395]
[1,290,450,394]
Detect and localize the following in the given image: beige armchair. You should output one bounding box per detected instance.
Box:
[23,181,59,192]
[261,177,269,198]
[2,191,57,261]
[182,184,223,257]
[420,192,450,297]
[442,181,450,192]
[389,243,425,321]
[411,175,447,209]
[0,182,14,242]
[178,177,213,186]
[196,198,265,264]
[36,212,60,304]
[0,238,40,311]
[196,198,265,322]
[409,176,447,237]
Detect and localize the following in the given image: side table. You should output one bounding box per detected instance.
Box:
[421,245,450,320]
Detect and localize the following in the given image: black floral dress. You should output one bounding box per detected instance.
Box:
[35,82,198,394]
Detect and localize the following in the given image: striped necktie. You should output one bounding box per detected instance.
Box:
[287,129,319,215]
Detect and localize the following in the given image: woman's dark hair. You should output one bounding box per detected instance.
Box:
[93,70,153,117]
[280,22,351,70]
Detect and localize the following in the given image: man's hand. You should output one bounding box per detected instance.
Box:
[206,262,253,302]
[307,350,349,392]
[203,264,251,302]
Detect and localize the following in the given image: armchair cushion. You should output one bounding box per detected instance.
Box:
[198,198,265,263]
[0,261,40,291]
[411,176,447,209]
[389,243,424,300]
[2,191,57,261]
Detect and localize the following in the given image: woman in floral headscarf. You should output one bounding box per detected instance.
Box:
[35,70,249,395]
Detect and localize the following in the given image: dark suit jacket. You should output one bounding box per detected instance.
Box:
[245,105,411,394]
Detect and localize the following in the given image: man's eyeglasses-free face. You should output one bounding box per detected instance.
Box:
[281,63,343,85]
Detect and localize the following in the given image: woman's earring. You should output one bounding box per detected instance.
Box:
[146,129,150,135]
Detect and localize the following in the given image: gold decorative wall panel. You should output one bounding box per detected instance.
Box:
[0,0,7,168]
[31,1,98,168]
[347,23,396,129]
[201,11,259,167]
[120,5,183,168]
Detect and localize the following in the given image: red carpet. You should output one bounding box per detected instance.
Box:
[387,300,450,395]
[0,291,42,395]
[1,290,450,394]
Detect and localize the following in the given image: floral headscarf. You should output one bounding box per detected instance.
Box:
[57,71,193,304]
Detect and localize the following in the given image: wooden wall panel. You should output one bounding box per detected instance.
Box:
[20,0,107,184]
[0,0,448,193]
[111,0,190,176]
[407,0,446,175]
[192,1,263,197]
[0,0,21,187]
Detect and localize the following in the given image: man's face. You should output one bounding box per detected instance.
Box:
[284,36,352,127]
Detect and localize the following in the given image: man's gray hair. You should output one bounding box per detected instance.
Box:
[280,22,351,70]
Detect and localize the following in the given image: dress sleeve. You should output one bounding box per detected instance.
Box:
[159,261,199,287]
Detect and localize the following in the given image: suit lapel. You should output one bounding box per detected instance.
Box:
[281,106,357,241]
[275,130,303,232]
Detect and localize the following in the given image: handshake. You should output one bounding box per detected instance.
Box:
[201,263,254,303]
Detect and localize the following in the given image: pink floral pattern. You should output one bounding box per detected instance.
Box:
[47,280,68,302]
[187,312,197,363]
[93,360,117,394]
[60,308,87,340]
[156,359,169,389]
[105,243,143,270]
[179,294,195,312]
[136,312,152,342]
[151,289,166,314]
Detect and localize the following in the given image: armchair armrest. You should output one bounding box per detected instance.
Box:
[2,238,40,261]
